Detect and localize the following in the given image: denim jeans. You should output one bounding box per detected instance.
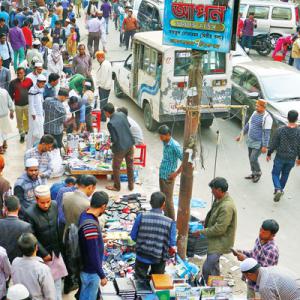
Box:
[80,272,100,300]
[272,156,295,191]
[241,35,253,50]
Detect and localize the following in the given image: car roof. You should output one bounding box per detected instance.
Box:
[134,31,176,51]
[234,61,300,77]
[241,0,296,7]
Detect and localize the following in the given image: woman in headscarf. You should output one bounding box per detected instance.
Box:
[47,43,64,76]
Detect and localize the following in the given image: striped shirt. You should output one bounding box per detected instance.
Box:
[24,147,52,179]
[159,138,183,180]
[257,267,300,300]
[78,211,105,279]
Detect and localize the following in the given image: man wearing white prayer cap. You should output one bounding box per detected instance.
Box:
[26,61,45,85]
[14,158,42,213]
[26,71,47,149]
[240,258,300,300]
[25,185,67,299]
[7,284,30,300]
[26,40,44,70]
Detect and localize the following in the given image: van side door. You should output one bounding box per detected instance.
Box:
[270,6,295,34]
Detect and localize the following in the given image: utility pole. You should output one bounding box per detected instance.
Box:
[177,49,205,259]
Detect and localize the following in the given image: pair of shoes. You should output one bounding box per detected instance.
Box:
[20,135,25,143]
[252,174,261,183]
[273,190,283,202]
[245,174,254,180]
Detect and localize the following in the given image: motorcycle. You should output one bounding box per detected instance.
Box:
[252,33,272,56]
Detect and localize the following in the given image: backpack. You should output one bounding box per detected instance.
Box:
[64,218,99,274]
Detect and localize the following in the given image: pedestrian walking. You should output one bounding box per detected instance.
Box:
[240,258,300,300]
[27,74,47,149]
[8,19,26,71]
[158,125,182,221]
[267,110,300,202]
[236,100,273,183]
[292,32,300,70]
[11,233,56,300]
[87,13,102,58]
[122,8,138,50]
[0,55,11,90]
[193,177,237,283]
[26,40,44,69]
[112,0,120,30]
[241,12,256,54]
[78,191,109,299]
[233,219,279,299]
[94,51,112,113]
[0,87,14,154]
[8,67,32,143]
[24,185,68,300]
[0,33,13,69]
[131,192,176,280]
[101,0,111,35]
[66,26,77,57]
[103,103,135,192]
[47,44,64,76]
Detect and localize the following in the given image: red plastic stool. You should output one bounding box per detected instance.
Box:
[91,110,101,132]
[134,144,146,167]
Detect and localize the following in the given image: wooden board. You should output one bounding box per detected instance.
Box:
[69,169,127,175]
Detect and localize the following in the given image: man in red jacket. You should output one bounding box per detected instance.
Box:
[21,21,33,51]
[8,67,33,143]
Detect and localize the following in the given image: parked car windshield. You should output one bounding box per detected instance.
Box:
[262,74,300,101]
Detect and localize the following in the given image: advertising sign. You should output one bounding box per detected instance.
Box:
[163,0,235,53]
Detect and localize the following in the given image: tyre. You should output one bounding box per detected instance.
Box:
[270,34,281,50]
[114,78,124,98]
[143,102,158,131]
[256,40,272,56]
[201,118,213,128]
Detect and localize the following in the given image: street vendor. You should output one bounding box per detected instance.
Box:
[67,95,93,133]
[130,191,176,280]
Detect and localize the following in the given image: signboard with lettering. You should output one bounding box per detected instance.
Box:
[163,0,235,53]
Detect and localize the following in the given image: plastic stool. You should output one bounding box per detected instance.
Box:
[91,110,101,132]
[134,144,146,167]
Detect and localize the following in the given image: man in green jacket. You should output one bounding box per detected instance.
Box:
[193,177,237,283]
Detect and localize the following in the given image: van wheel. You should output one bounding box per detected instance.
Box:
[270,34,281,49]
[114,78,124,98]
[201,119,213,128]
[143,102,158,131]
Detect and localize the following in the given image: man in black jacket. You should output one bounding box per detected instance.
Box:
[24,185,66,299]
[103,103,135,192]
[0,195,32,262]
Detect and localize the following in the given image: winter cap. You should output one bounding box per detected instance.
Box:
[240,258,260,273]
[25,158,39,168]
[256,99,267,108]
[7,284,30,300]
[35,185,51,197]
[37,74,47,82]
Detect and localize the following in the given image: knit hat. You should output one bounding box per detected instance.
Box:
[35,185,51,197]
[256,99,267,108]
[95,50,105,59]
[25,158,39,168]
[240,258,260,273]
[7,284,30,300]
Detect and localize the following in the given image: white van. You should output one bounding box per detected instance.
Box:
[112,31,232,131]
[240,0,299,46]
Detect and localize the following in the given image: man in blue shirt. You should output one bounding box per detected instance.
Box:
[43,73,60,100]
[158,125,183,221]
[131,192,176,280]
[50,176,76,201]
[0,7,9,26]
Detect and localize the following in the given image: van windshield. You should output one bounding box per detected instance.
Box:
[174,51,226,77]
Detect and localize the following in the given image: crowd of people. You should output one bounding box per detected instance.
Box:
[0,0,300,300]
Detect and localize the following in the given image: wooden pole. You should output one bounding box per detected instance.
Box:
[177,50,205,259]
